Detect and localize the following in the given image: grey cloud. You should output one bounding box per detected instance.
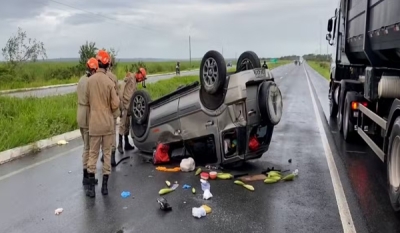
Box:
[0,0,49,20]
[63,13,108,26]
[0,0,338,59]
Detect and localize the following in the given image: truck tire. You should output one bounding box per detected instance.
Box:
[236,51,261,72]
[343,91,358,142]
[329,84,338,118]
[130,90,152,138]
[387,117,400,212]
[200,50,226,95]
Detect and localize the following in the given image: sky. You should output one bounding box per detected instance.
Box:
[0,0,337,60]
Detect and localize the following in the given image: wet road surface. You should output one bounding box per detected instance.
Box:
[1,63,399,232]
[2,70,200,98]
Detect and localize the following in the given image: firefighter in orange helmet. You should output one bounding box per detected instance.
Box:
[85,50,120,198]
[77,58,99,187]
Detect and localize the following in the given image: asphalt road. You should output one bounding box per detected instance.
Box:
[0,63,399,233]
[2,70,200,98]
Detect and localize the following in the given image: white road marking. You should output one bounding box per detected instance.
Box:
[0,145,83,182]
[303,65,356,233]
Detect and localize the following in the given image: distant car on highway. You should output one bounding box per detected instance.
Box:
[227,62,232,67]
[129,50,283,166]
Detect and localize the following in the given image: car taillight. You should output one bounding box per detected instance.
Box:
[351,101,368,110]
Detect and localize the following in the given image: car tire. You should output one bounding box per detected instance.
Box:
[200,50,227,95]
[258,81,283,126]
[387,117,400,212]
[130,90,152,138]
[236,51,261,72]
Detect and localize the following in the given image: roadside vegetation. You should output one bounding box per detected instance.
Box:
[308,61,330,80]
[0,75,199,152]
[0,27,295,91]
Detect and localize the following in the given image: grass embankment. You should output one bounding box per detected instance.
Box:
[0,61,201,91]
[0,75,198,152]
[308,61,330,80]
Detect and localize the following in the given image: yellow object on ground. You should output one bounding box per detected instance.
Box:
[202,205,212,214]
[264,178,278,184]
[159,188,174,195]
[156,166,181,172]
[195,168,202,175]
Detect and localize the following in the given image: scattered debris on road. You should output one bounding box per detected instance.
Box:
[54,208,63,215]
[57,140,68,145]
[192,205,211,218]
[180,157,195,172]
[121,191,131,198]
[157,197,172,211]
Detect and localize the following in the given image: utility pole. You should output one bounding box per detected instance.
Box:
[222,46,224,56]
[189,35,191,67]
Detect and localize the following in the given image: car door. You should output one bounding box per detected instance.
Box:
[178,91,219,142]
[148,98,181,144]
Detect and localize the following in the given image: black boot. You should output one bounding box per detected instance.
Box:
[101,175,109,195]
[111,150,117,167]
[124,135,135,151]
[82,169,98,185]
[117,135,124,154]
[85,173,96,198]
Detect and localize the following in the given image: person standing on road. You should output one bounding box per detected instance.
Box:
[77,57,99,187]
[85,50,120,198]
[262,61,268,69]
[100,60,121,167]
[117,71,137,153]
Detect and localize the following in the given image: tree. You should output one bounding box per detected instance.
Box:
[1,27,47,67]
[79,41,97,68]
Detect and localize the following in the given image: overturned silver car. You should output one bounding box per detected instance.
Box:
[129,50,283,165]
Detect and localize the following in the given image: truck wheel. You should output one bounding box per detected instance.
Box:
[387,117,400,212]
[236,51,261,72]
[200,50,226,95]
[329,85,339,118]
[343,92,358,142]
[130,90,152,138]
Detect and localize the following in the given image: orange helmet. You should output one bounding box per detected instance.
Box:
[135,67,147,82]
[96,50,110,65]
[86,57,99,70]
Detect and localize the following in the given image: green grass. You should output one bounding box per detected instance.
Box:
[0,60,292,91]
[0,75,198,152]
[308,61,330,80]
[0,61,201,91]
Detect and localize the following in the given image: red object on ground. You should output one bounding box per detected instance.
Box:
[200,172,209,180]
[209,171,217,180]
[153,143,170,165]
[248,136,260,151]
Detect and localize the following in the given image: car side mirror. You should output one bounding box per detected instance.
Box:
[326,33,332,41]
[327,18,333,32]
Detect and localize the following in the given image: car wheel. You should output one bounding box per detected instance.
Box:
[130,90,152,138]
[236,51,261,72]
[258,81,283,126]
[200,50,226,95]
[387,117,400,212]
